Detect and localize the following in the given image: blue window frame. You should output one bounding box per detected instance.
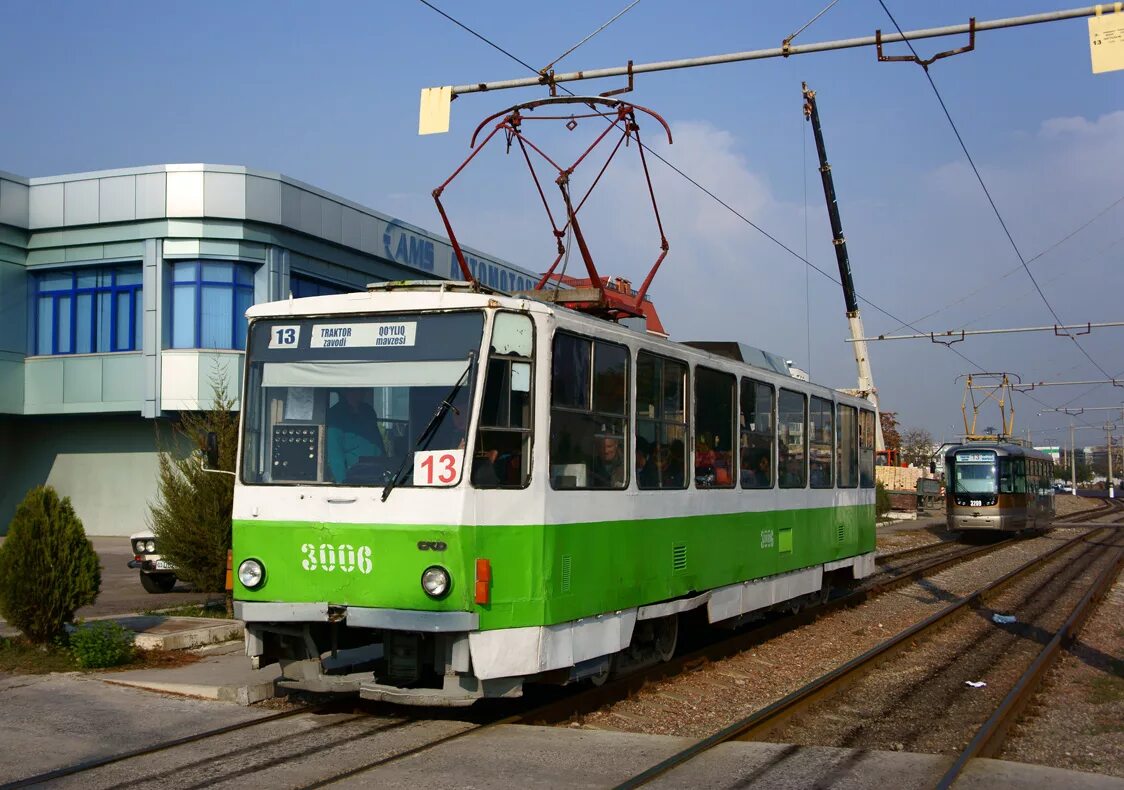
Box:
[33,265,143,356]
[170,261,255,350]
[290,273,356,299]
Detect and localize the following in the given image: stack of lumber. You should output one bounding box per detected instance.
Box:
[876,465,928,491]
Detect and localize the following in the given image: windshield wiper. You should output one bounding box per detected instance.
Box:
[381,352,475,502]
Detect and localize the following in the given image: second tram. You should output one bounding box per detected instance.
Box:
[944,441,1055,532]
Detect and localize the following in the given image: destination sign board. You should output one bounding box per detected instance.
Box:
[956,451,995,463]
[310,322,417,349]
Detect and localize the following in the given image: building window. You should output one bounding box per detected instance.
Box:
[33,265,143,356]
[171,261,255,350]
[290,273,356,298]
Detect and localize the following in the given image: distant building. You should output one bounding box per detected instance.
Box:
[1033,446,1061,463]
[0,164,538,535]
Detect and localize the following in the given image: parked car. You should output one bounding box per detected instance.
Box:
[127,530,178,593]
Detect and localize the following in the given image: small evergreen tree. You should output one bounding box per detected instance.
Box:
[148,375,237,593]
[0,486,101,644]
[875,481,891,521]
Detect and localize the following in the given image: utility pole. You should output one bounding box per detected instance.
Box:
[1108,429,1115,499]
[1071,422,1077,493]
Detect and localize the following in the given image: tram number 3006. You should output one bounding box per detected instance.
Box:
[301,543,373,574]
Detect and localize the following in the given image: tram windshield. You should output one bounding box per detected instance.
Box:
[240,311,484,487]
[951,450,998,494]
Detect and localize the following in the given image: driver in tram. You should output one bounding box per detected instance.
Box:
[326,388,385,483]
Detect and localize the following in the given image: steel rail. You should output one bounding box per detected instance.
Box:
[611,527,1105,789]
[521,535,1023,727]
[937,535,1124,789]
[0,702,331,789]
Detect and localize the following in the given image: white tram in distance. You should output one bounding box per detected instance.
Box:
[944,440,1055,533]
[233,281,878,704]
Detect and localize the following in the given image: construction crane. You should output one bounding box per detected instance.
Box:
[802,82,888,459]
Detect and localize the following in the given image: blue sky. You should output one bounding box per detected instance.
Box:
[2,1,1121,444]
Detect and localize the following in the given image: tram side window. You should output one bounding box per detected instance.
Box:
[859,409,876,488]
[549,332,629,490]
[636,351,688,490]
[837,404,858,488]
[999,457,1023,494]
[695,367,735,488]
[810,396,834,489]
[778,389,807,488]
[474,312,534,488]
[740,378,774,489]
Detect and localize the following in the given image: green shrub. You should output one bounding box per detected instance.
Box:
[876,481,891,520]
[148,375,237,593]
[69,620,135,668]
[0,486,101,645]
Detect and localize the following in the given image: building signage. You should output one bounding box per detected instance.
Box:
[310,322,417,349]
[451,250,539,293]
[383,220,435,273]
[381,218,541,293]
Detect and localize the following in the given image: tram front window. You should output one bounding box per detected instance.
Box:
[952,452,998,494]
[240,311,484,487]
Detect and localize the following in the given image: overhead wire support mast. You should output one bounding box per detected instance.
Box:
[801,82,884,454]
[420,5,1102,124]
[847,321,1124,343]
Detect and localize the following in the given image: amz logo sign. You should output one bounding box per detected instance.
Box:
[301,543,373,574]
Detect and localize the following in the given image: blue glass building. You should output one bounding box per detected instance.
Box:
[0,164,537,535]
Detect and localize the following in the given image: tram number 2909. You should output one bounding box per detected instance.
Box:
[301,543,373,574]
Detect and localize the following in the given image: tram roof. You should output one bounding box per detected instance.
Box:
[246,281,864,405]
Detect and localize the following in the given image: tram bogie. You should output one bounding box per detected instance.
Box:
[233,282,878,705]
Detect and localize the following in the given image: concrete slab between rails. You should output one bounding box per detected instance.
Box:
[104,641,283,706]
[339,724,1124,789]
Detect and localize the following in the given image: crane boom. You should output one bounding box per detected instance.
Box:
[802,82,885,453]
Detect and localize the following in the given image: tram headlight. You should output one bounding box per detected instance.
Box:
[421,566,450,599]
[145,540,156,553]
[238,559,265,590]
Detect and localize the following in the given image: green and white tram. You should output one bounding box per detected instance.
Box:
[233,281,877,704]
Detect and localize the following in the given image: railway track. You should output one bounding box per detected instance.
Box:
[10,510,1119,788]
[610,525,1124,788]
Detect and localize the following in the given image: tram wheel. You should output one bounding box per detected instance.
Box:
[653,615,678,662]
[589,656,614,687]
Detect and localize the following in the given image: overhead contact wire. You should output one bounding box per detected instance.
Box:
[419,1,1095,428]
[877,0,1115,382]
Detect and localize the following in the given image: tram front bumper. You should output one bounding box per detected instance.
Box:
[950,511,1022,531]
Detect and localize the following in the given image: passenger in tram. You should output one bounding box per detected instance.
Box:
[591,434,625,488]
[742,453,770,487]
[664,439,686,488]
[636,437,658,488]
[326,388,386,483]
[429,388,471,450]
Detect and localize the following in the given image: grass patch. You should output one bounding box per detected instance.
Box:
[1086,673,1124,705]
[0,635,202,675]
[0,636,77,674]
[139,601,232,619]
